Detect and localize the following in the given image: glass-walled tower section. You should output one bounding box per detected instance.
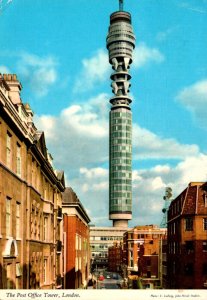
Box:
[107,8,135,228]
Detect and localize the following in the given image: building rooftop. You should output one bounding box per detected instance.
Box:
[62,187,79,204]
[62,187,91,223]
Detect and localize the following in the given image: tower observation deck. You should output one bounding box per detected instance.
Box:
[106,1,135,228]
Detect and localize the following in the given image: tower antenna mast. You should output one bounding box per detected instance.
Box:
[119,0,124,11]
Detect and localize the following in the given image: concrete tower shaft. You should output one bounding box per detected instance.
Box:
[107,6,135,228]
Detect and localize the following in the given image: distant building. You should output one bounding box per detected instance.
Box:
[123,225,166,288]
[108,242,123,273]
[62,187,91,289]
[90,226,126,271]
[167,182,207,289]
[0,74,65,289]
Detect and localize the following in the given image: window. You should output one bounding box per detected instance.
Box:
[75,257,78,272]
[147,271,151,278]
[6,132,12,168]
[76,234,79,250]
[43,258,48,284]
[203,193,207,207]
[16,263,22,289]
[203,263,207,275]
[130,260,134,267]
[185,241,194,254]
[79,257,81,270]
[203,218,207,230]
[43,216,48,241]
[203,242,207,252]
[79,236,82,250]
[16,144,21,176]
[16,202,21,238]
[6,264,13,289]
[6,197,12,236]
[147,259,151,266]
[184,263,194,276]
[185,217,193,231]
[0,198,1,237]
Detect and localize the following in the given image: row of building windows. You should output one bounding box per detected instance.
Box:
[110,191,131,198]
[109,27,134,36]
[90,236,122,241]
[111,138,131,145]
[110,152,131,159]
[111,125,131,132]
[111,198,131,205]
[110,178,131,185]
[110,204,131,212]
[111,131,131,138]
[170,262,207,276]
[4,197,21,238]
[110,111,131,119]
[2,196,59,242]
[111,158,131,165]
[110,118,131,125]
[6,132,22,177]
[91,244,108,250]
[111,165,131,172]
[107,33,135,41]
[109,50,133,58]
[110,171,131,179]
[168,217,205,234]
[111,145,132,152]
[109,46,133,55]
[4,132,56,200]
[110,185,131,192]
[169,241,207,254]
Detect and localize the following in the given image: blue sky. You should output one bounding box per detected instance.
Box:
[1,0,207,227]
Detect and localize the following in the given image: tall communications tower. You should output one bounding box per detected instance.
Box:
[106,0,135,228]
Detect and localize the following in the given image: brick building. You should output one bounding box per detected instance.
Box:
[108,242,122,273]
[62,187,91,289]
[0,74,65,289]
[167,182,207,289]
[123,225,166,288]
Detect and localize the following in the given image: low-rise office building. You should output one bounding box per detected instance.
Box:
[90,226,126,272]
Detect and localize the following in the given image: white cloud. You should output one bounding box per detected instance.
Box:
[34,94,203,226]
[35,93,109,175]
[73,49,110,93]
[0,65,11,74]
[80,167,108,179]
[176,79,207,129]
[133,124,199,159]
[73,43,164,94]
[131,153,207,225]
[133,43,165,69]
[17,52,58,97]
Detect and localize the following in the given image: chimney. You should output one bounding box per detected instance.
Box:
[3,74,22,104]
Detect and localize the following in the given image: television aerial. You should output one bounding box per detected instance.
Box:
[160,187,173,228]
